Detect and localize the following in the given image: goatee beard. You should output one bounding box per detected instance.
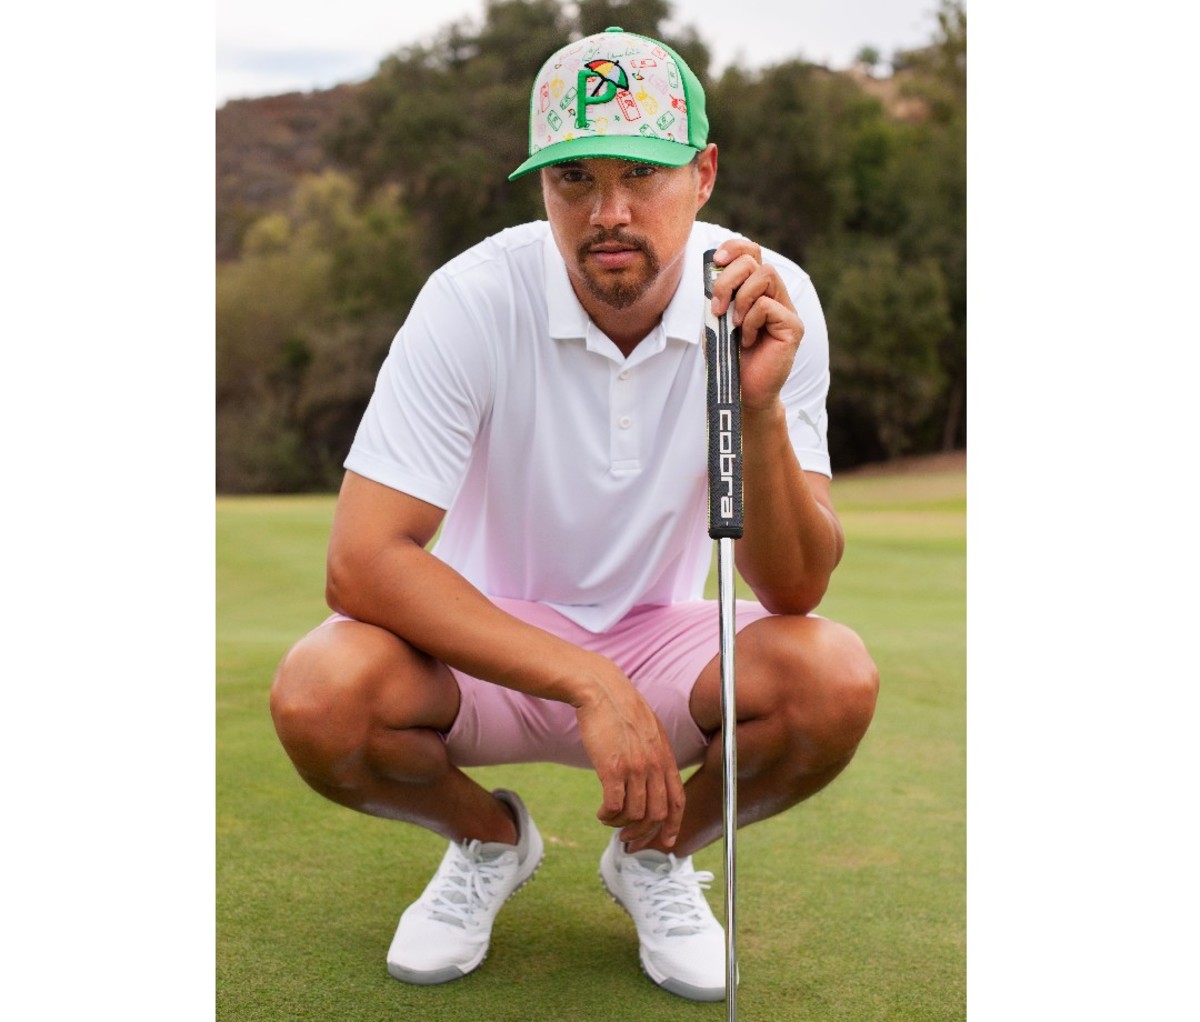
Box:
[575,230,660,310]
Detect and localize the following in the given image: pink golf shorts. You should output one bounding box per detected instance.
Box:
[323,597,772,771]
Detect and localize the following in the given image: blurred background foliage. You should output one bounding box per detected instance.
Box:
[216,0,965,492]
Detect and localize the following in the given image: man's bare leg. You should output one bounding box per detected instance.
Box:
[271,619,544,986]
[597,612,878,999]
[638,614,879,856]
[270,619,517,844]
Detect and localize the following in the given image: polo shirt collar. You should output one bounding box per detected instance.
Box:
[661,236,704,346]
[544,225,705,350]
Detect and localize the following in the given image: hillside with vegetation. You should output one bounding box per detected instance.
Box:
[217,85,364,262]
[216,0,965,493]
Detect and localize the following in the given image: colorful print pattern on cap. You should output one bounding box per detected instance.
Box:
[531,31,692,153]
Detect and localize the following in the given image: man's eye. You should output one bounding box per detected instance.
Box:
[629,164,657,178]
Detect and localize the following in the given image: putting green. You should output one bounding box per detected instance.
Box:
[217,460,965,1020]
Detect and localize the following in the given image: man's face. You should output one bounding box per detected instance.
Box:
[541,147,717,314]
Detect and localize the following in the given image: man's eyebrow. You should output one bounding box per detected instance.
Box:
[552,161,583,169]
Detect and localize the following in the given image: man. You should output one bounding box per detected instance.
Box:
[270,26,878,1003]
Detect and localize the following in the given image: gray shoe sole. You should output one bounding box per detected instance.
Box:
[598,857,725,1003]
[387,831,544,986]
[387,961,473,985]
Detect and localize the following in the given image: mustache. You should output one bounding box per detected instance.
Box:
[577,229,651,257]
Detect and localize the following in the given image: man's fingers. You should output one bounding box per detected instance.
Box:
[709,252,761,316]
[709,250,799,357]
[619,778,667,851]
[622,768,648,824]
[576,674,685,848]
[709,238,763,315]
[620,740,686,852]
[739,294,803,351]
[624,780,685,852]
[741,265,790,314]
[620,809,661,851]
[596,776,627,824]
[622,773,668,850]
[712,239,763,271]
[597,756,684,847]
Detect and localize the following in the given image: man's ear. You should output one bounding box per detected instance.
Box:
[695,144,718,210]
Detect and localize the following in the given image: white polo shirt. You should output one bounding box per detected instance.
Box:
[345,220,831,633]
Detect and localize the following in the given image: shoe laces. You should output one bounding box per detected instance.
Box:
[629,855,716,937]
[424,840,513,928]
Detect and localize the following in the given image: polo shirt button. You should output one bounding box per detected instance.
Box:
[618,416,632,429]
[618,369,631,380]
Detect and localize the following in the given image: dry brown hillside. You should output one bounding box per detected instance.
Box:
[216,85,361,260]
[845,65,931,122]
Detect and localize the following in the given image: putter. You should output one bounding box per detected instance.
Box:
[703,248,743,1022]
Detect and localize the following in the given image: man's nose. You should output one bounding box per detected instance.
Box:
[589,183,632,230]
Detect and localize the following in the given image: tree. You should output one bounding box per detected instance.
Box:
[704,61,883,264]
[576,0,672,36]
[855,45,883,75]
[216,171,421,491]
[326,0,712,275]
[823,245,952,464]
[216,0,968,488]
[327,0,571,273]
[892,0,966,449]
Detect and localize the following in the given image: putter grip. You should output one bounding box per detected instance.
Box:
[703,249,744,540]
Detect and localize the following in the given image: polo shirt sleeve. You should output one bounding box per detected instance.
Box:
[780,267,833,478]
[344,271,496,509]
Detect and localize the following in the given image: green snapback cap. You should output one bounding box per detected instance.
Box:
[509,26,709,180]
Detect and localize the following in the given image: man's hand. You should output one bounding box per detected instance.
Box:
[704,238,844,615]
[572,660,686,852]
[708,238,805,412]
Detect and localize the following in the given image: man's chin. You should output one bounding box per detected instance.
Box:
[579,269,653,311]
[592,286,648,310]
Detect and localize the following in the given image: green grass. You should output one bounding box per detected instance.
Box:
[217,466,965,1021]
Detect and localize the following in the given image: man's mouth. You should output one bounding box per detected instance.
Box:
[590,250,638,270]
[585,238,645,270]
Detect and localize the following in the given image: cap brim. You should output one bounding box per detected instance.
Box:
[508,135,699,181]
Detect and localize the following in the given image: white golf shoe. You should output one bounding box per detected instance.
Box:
[599,832,727,1001]
[386,789,544,985]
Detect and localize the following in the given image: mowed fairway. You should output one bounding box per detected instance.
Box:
[216,460,965,1021]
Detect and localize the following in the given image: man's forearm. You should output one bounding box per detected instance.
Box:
[327,537,609,709]
[322,468,688,848]
[735,401,844,615]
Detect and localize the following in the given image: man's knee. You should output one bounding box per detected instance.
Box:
[799,619,879,748]
[741,614,879,758]
[270,623,400,778]
[270,621,460,785]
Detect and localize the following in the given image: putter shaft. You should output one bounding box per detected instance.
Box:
[718,535,738,1022]
[704,248,743,1021]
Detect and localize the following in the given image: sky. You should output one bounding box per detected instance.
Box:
[216,0,946,106]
